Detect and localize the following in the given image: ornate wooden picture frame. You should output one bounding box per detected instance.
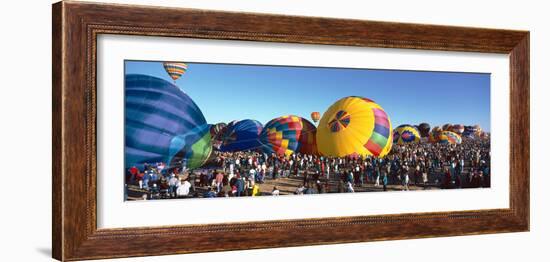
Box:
[52,1,529,261]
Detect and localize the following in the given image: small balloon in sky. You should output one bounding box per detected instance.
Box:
[163,62,188,83]
[310,112,320,124]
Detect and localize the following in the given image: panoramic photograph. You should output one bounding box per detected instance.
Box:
[124,60,491,201]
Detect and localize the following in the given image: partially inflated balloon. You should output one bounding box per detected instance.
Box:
[442,123,453,131]
[125,74,211,169]
[480,132,489,139]
[209,122,227,139]
[317,96,392,158]
[297,118,318,155]
[220,119,263,152]
[473,125,483,136]
[168,125,213,169]
[163,62,188,82]
[451,124,465,135]
[438,131,462,144]
[393,125,421,145]
[218,120,237,143]
[418,123,431,137]
[463,125,479,138]
[429,126,443,143]
[260,115,304,156]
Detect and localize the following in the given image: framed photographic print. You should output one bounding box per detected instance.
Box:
[52,1,529,261]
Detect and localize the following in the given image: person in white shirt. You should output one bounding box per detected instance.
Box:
[249,168,256,177]
[295,185,305,195]
[271,186,280,196]
[177,180,191,197]
[168,174,179,197]
[346,181,355,193]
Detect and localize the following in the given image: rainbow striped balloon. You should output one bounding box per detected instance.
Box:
[260,115,304,156]
[438,131,462,144]
[163,62,188,82]
[317,96,393,158]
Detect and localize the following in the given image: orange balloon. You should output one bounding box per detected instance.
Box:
[310,112,321,123]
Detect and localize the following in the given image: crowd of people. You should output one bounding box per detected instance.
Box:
[125,139,490,200]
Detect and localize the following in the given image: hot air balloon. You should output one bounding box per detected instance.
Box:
[438,131,462,144]
[480,132,490,139]
[316,96,392,158]
[219,119,263,152]
[463,125,481,138]
[162,62,188,83]
[217,120,237,142]
[297,118,318,155]
[168,125,213,169]
[417,123,430,138]
[451,124,465,135]
[429,126,443,143]
[393,124,421,145]
[442,123,453,131]
[473,125,483,136]
[310,112,321,124]
[125,74,211,170]
[259,115,304,156]
[209,122,227,150]
[209,122,227,139]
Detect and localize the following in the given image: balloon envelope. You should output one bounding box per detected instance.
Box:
[168,125,213,169]
[429,126,442,143]
[438,131,462,144]
[219,119,263,152]
[259,115,304,156]
[297,118,318,155]
[316,96,392,158]
[451,124,465,135]
[393,124,421,145]
[125,74,211,169]
[163,62,188,81]
[311,112,321,123]
[473,125,483,136]
[442,123,453,131]
[418,123,431,137]
[463,125,480,138]
[209,122,227,138]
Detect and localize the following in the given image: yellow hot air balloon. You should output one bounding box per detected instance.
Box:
[317,96,392,158]
[393,124,421,145]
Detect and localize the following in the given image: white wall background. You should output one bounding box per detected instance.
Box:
[0,0,546,261]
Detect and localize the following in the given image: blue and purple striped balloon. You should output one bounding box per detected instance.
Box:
[125,74,211,170]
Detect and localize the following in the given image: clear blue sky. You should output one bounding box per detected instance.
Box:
[125,60,490,131]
